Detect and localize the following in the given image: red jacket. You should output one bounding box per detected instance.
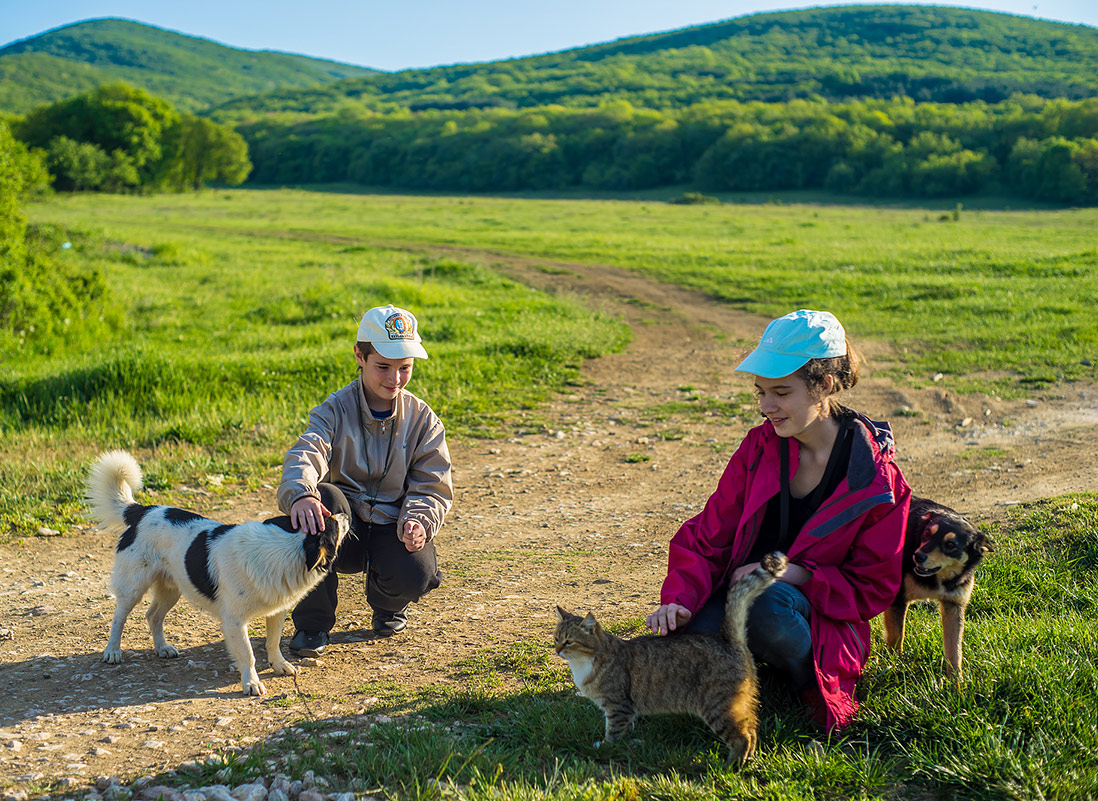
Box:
[660,411,910,729]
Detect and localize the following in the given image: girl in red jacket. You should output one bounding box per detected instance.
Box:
[646,309,910,730]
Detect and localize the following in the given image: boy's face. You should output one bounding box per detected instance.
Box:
[356,348,415,410]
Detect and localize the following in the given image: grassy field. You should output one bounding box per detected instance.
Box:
[6,189,1098,799]
[25,187,1098,395]
[5,192,645,538]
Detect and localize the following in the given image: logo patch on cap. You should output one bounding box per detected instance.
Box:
[385,312,415,341]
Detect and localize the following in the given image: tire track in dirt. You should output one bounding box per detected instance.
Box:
[2,251,1095,790]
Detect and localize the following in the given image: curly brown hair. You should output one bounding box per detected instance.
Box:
[794,337,860,416]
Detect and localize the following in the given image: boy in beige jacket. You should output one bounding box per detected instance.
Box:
[276,304,453,655]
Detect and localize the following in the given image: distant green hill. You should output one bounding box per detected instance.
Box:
[0,18,377,114]
[211,5,1098,122]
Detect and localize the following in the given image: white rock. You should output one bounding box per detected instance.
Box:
[230,784,267,801]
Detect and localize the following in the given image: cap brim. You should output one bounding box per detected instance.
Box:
[733,348,809,379]
[373,341,428,359]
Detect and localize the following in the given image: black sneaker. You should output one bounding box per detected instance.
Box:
[288,630,329,656]
[372,608,408,637]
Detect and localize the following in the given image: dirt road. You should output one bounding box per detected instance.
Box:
[2,253,1095,791]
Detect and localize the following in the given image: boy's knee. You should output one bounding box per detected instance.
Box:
[317,484,352,517]
[387,558,440,596]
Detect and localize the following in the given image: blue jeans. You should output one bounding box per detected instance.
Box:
[682,580,814,690]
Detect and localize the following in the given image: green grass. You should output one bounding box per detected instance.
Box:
[26,188,1098,397]
[9,187,1098,535]
[1,201,632,539]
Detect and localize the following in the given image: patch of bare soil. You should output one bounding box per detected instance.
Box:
[2,253,1096,794]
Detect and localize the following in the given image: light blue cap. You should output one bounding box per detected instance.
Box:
[734,309,846,378]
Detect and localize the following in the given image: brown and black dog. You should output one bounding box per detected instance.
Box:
[883,495,993,680]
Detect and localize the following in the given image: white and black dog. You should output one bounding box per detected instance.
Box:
[87,450,350,695]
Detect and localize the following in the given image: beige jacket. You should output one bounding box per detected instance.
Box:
[277,379,453,540]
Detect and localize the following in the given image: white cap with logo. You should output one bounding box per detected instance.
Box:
[356,304,428,359]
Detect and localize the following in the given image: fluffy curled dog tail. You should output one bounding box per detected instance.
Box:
[86,450,143,533]
[720,551,788,647]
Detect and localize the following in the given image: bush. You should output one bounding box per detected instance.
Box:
[0,124,120,355]
[668,192,721,205]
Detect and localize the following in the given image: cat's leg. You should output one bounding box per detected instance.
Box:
[597,699,636,747]
[710,684,758,766]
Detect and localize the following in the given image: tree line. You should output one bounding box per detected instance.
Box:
[11,82,251,193]
[239,96,1098,202]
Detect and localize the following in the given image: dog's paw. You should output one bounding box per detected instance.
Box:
[157,644,179,659]
[270,660,298,677]
[243,679,268,696]
[103,647,123,664]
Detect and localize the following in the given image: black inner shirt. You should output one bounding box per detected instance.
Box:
[745,421,854,564]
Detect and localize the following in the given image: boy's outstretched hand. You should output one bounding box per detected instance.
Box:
[401,520,427,552]
[290,496,330,535]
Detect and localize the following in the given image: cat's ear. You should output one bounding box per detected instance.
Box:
[555,605,568,621]
[581,612,598,632]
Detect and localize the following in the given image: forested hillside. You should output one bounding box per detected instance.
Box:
[212,5,1098,121]
[0,18,376,113]
[5,6,1098,203]
[217,5,1098,203]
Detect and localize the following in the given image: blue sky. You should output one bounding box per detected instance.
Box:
[1,0,1095,71]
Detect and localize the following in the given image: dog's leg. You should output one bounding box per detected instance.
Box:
[103,573,150,664]
[883,602,908,652]
[940,601,965,681]
[265,609,297,677]
[146,577,181,659]
[221,617,266,696]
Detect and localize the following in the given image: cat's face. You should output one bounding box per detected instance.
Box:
[554,606,602,658]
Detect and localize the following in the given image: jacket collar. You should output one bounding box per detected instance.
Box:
[842,408,895,492]
[355,378,404,427]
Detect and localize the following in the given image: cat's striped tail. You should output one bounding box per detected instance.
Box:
[720,551,788,647]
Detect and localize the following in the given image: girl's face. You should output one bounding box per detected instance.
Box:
[753,373,833,440]
[356,348,414,410]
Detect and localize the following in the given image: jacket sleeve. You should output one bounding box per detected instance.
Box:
[660,432,756,613]
[801,467,910,623]
[277,398,338,514]
[398,415,453,541]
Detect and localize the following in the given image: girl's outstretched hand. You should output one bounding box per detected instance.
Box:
[646,603,692,636]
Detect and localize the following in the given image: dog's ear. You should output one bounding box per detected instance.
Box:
[302,536,327,572]
[303,528,339,572]
[975,531,994,554]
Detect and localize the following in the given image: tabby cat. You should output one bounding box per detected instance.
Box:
[554,551,787,764]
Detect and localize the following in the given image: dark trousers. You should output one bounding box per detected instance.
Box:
[291,483,441,633]
[682,580,815,691]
